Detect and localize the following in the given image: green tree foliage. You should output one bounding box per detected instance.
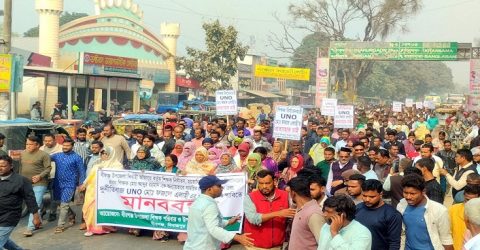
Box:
[23,12,88,37]
[176,20,248,93]
[358,61,453,101]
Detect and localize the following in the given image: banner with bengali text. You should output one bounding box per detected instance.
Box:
[254,65,310,81]
[96,170,246,232]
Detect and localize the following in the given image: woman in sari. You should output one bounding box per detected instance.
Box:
[184,147,216,175]
[215,152,237,174]
[177,142,195,170]
[82,147,123,237]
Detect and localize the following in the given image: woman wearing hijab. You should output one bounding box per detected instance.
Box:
[82,147,122,237]
[208,147,223,165]
[233,142,250,171]
[172,140,185,158]
[309,137,332,165]
[246,153,263,192]
[130,146,161,171]
[230,136,243,156]
[268,141,285,165]
[215,152,237,174]
[184,147,216,175]
[177,142,195,170]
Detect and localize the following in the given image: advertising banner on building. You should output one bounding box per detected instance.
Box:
[254,65,310,81]
[215,90,238,115]
[96,170,246,232]
[272,106,303,140]
[315,58,329,108]
[0,54,13,93]
[468,59,480,111]
[78,52,139,78]
[334,105,354,129]
[321,98,337,116]
[392,102,403,112]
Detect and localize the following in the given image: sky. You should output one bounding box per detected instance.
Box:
[1,0,480,86]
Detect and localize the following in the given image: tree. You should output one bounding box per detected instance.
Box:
[24,12,88,37]
[176,20,248,93]
[270,0,421,99]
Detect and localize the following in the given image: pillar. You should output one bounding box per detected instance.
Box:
[160,23,180,93]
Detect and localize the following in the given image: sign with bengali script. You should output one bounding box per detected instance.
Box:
[273,106,304,140]
[215,90,238,116]
[334,105,354,129]
[315,58,330,107]
[468,59,480,111]
[254,65,310,81]
[329,42,458,61]
[415,102,424,109]
[392,101,403,112]
[405,99,413,108]
[321,98,337,116]
[96,170,246,232]
[0,54,13,92]
[79,52,139,78]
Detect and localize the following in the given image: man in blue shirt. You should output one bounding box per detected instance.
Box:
[317,194,372,250]
[184,176,253,250]
[356,179,402,250]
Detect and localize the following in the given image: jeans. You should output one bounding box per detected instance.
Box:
[0,226,23,250]
[27,185,47,230]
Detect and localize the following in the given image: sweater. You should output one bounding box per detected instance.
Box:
[20,150,51,186]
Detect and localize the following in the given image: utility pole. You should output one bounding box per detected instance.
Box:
[3,0,11,54]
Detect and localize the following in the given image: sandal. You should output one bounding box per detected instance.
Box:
[55,227,65,234]
[79,223,86,230]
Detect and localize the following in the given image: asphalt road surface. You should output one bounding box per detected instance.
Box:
[10,206,244,250]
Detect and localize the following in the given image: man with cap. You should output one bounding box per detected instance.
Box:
[184,175,254,250]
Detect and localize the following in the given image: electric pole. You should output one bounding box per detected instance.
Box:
[3,0,11,54]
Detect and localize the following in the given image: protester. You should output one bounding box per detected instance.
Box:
[415,158,444,204]
[20,135,51,237]
[0,155,41,249]
[440,149,478,201]
[184,147,216,175]
[464,198,480,249]
[243,170,295,250]
[101,124,131,163]
[315,147,335,181]
[317,194,372,249]
[327,147,356,195]
[287,177,324,250]
[397,174,453,249]
[51,139,86,233]
[346,174,365,205]
[81,147,122,237]
[215,152,237,174]
[184,175,253,249]
[356,179,402,250]
[177,141,195,170]
[449,184,480,250]
[130,146,161,172]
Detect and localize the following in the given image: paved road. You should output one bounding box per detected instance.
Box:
[10,206,244,250]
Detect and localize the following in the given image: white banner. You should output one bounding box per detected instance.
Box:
[216,90,238,115]
[321,98,337,116]
[415,101,423,109]
[392,102,403,112]
[272,106,303,140]
[96,170,246,232]
[315,58,330,108]
[334,105,354,129]
[405,99,413,108]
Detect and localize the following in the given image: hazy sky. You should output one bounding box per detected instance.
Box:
[2,0,480,85]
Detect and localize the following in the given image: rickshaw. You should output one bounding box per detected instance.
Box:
[113,114,164,135]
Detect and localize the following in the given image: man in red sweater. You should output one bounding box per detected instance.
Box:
[243,170,296,250]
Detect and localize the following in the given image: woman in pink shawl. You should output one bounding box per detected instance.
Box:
[208,147,223,165]
[177,142,195,170]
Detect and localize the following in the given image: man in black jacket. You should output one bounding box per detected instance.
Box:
[0,155,41,248]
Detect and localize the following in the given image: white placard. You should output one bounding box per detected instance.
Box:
[272,106,304,140]
[415,102,423,109]
[334,105,354,129]
[423,100,435,109]
[215,90,238,115]
[321,98,337,116]
[392,102,403,112]
[405,99,413,107]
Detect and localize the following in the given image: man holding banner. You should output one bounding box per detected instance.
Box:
[184,175,254,250]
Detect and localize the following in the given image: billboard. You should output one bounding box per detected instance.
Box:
[315,58,329,107]
[78,52,139,78]
[254,65,310,81]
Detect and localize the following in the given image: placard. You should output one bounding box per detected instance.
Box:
[272,106,303,140]
[405,99,413,108]
[392,102,403,112]
[415,102,423,109]
[96,170,246,232]
[321,98,337,116]
[215,90,238,116]
[334,105,354,129]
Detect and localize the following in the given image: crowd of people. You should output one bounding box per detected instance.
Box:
[2,104,480,250]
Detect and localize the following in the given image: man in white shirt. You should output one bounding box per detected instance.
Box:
[335,130,350,153]
[413,144,443,183]
[464,197,480,250]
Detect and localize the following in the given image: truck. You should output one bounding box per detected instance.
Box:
[444,93,466,109]
[156,92,188,114]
